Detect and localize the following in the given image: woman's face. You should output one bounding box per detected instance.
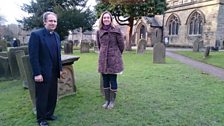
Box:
[102,13,111,25]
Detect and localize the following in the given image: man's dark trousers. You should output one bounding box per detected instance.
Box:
[35,69,58,123]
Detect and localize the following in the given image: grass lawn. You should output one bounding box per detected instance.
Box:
[175,50,224,69]
[0,50,224,126]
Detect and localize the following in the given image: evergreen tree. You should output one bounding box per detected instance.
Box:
[19,0,96,40]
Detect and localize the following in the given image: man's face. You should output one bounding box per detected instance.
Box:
[44,14,57,32]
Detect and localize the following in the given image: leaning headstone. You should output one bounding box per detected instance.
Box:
[8,48,21,78]
[80,40,90,53]
[15,50,28,89]
[153,42,166,64]
[137,39,147,54]
[21,55,36,114]
[7,46,29,78]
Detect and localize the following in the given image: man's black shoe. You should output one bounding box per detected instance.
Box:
[46,115,57,121]
[38,120,48,126]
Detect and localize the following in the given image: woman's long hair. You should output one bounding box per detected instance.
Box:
[98,11,115,29]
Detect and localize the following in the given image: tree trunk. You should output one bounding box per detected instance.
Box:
[125,17,134,51]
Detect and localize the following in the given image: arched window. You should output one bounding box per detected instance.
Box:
[188,12,203,35]
[168,15,179,35]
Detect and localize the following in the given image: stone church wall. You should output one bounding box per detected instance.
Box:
[164,0,222,47]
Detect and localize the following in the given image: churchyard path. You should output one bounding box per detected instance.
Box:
[165,49,224,80]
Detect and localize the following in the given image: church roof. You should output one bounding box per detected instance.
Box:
[143,16,162,27]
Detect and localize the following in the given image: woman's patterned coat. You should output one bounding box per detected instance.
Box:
[96,26,124,74]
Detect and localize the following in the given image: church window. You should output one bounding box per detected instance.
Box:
[168,15,179,35]
[188,12,203,35]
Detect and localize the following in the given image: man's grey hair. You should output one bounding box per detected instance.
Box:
[42,11,57,22]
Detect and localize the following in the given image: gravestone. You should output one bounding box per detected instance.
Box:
[74,40,79,46]
[193,38,203,52]
[0,52,8,57]
[153,42,166,64]
[15,50,28,89]
[204,46,210,58]
[58,55,80,98]
[64,42,73,54]
[137,39,147,54]
[80,40,90,53]
[21,55,36,114]
[7,46,29,78]
[0,56,11,77]
[21,55,80,114]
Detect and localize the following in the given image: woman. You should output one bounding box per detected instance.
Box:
[96,11,125,109]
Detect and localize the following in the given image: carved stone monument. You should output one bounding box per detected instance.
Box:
[21,55,80,114]
[58,55,80,98]
[153,42,166,64]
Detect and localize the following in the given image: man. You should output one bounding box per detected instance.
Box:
[28,11,62,126]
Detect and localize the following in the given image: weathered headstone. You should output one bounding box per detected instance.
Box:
[0,52,8,57]
[15,50,28,89]
[58,55,80,98]
[153,42,166,64]
[193,37,203,52]
[80,40,90,53]
[8,48,20,78]
[7,46,29,78]
[21,55,80,114]
[21,55,36,114]
[74,40,79,46]
[64,42,73,54]
[0,56,11,77]
[193,40,199,52]
[204,46,210,58]
[137,39,147,54]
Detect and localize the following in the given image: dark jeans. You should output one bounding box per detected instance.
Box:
[102,74,117,90]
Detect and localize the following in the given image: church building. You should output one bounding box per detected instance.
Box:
[163,0,224,48]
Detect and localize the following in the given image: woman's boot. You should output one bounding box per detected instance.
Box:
[107,90,116,109]
[102,88,110,108]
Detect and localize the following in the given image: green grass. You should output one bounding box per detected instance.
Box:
[1,50,224,126]
[175,50,224,69]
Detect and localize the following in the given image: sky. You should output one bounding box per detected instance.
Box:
[0,0,96,25]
